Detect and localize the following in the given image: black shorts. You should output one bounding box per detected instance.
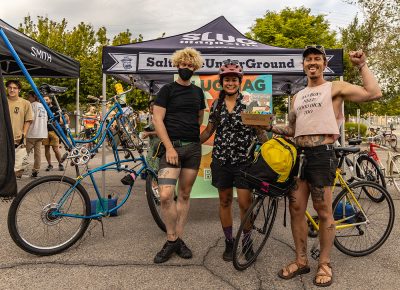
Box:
[158,142,201,170]
[299,145,338,188]
[210,160,251,190]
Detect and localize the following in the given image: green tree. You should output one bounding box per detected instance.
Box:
[246,7,338,113]
[340,0,400,117]
[17,16,150,112]
[246,6,337,49]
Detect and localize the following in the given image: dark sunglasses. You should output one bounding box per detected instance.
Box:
[222,59,240,65]
[305,45,326,54]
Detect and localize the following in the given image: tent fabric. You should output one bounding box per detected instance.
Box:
[102,16,343,95]
[0,69,17,199]
[0,19,80,78]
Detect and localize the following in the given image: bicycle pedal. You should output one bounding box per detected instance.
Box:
[311,249,320,260]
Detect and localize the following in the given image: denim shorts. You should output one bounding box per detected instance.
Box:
[299,145,338,188]
[158,142,201,170]
[210,160,251,190]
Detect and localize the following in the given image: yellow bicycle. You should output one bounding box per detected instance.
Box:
[233,146,395,271]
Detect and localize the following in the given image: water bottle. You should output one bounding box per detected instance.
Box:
[115,83,127,105]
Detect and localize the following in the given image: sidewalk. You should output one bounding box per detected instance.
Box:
[1,152,399,289]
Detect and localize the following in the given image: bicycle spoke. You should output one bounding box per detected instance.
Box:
[333,181,394,256]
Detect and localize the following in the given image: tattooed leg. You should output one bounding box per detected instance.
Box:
[158,167,181,241]
[312,185,335,265]
[288,179,310,263]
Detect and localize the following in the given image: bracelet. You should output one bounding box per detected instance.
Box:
[358,62,366,71]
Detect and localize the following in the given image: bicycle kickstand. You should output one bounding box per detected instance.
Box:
[94,217,106,237]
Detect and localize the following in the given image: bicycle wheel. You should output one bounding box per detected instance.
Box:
[8,175,91,256]
[389,154,400,193]
[145,172,166,232]
[389,134,397,150]
[333,181,395,257]
[233,195,278,271]
[374,136,382,146]
[355,154,386,202]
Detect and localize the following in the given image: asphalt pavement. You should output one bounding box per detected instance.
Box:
[1,148,400,290]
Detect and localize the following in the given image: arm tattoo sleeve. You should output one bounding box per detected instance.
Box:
[271,110,296,137]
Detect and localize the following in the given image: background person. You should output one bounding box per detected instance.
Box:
[26,91,48,177]
[142,99,160,171]
[261,46,382,287]
[152,47,205,264]
[6,80,33,178]
[42,95,64,171]
[200,60,257,261]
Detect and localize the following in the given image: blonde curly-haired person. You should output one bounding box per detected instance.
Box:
[152,47,205,263]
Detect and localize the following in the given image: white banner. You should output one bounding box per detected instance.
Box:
[107,52,335,74]
[138,53,334,74]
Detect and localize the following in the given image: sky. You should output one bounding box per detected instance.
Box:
[0,0,362,40]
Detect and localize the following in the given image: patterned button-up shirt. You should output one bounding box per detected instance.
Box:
[210,93,256,165]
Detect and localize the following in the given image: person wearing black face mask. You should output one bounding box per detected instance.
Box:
[200,60,257,262]
[152,47,206,264]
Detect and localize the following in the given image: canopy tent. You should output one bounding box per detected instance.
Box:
[102,16,343,95]
[0,19,80,78]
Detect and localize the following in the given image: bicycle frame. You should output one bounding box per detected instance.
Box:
[305,168,368,231]
[53,152,155,219]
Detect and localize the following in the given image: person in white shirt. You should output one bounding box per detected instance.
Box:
[26,91,48,177]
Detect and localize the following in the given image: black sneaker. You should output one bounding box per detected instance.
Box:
[176,239,192,259]
[45,164,53,171]
[154,239,181,264]
[31,171,38,178]
[223,239,234,261]
[58,163,65,171]
[242,240,255,261]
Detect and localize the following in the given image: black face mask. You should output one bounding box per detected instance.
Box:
[178,68,194,81]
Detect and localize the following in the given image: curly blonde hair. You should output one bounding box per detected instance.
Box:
[171,47,204,71]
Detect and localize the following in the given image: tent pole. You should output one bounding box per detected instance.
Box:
[340,76,345,146]
[102,74,107,198]
[75,78,80,136]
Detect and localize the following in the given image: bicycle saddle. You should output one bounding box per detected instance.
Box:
[334,146,360,155]
[348,138,362,145]
[39,83,68,94]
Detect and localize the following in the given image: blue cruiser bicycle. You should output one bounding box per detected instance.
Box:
[1,27,162,255]
[7,83,159,256]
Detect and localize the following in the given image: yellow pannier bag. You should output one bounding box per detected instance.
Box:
[246,137,297,184]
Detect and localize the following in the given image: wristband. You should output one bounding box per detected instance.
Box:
[358,62,366,71]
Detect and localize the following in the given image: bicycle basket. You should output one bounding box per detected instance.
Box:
[116,113,143,150]
[241,170,295,197]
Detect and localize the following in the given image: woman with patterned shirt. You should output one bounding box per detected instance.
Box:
[200,60,257,262]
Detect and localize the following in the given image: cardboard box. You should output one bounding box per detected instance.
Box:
[241,113,273,126]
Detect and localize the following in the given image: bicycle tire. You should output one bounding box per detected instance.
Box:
[333,181,395,257]
[145,172,166,232]
[8,175,91,256]
[233,195,277,271]
[389,134,397,150]
[355,154,386,202]
[389,154,400,193]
